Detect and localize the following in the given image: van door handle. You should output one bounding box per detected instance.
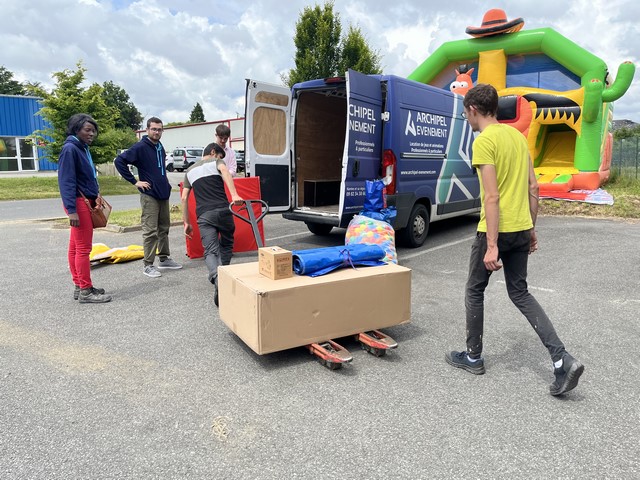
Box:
[353,160,360,177]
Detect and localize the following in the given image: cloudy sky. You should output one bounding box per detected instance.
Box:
[3,0,639,124]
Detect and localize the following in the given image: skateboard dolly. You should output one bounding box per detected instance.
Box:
[306,340,353,370]
[356,330,398,357]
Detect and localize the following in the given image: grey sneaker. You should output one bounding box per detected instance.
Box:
[143,265,162,278]
[550,353,584,396]
[445,351,486,375]
[78,288,112,304]
[158,257,182,270]
[74,285,105,300]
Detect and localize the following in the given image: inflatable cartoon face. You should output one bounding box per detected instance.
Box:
[450,68,475,96]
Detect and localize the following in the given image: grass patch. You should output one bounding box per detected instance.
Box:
[0,175,142,201]
[539,174,640,219]
[109,205,183,227]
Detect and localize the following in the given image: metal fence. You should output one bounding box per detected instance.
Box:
[612,137,640,179]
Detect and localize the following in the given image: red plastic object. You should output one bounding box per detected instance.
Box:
[180,176,266,258]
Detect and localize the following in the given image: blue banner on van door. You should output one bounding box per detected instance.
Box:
[344,70,383,219]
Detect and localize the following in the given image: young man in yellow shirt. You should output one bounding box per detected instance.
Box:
[445,84,584,396]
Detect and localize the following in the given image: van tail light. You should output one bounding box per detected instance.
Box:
[382,149,397,194]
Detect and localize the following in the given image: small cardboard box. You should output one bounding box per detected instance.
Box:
[258,246,293,280]
[218,262,411,355]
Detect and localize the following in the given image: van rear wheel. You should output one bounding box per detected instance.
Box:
[400,204,429,248]
[306,222,333,236]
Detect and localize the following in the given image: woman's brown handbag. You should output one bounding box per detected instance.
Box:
[81,192,112,228]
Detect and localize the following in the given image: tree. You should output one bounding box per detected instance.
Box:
[337,26,382,76]
[26,62,136,164]
[614,124,640,139]
[0,66,26,95]
[189,103,205,123]
[284,2,383,87]
[100,80,143,130]
[284,2,342,87]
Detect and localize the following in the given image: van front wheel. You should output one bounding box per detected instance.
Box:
[306,222,333,236]
[400,204,429,248]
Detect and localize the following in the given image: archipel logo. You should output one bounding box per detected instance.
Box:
[405,111,417,137]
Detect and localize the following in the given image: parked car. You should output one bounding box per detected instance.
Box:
[235,149,246,174]
[166,147,204,172]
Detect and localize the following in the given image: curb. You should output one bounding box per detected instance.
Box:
[49,220,184,233]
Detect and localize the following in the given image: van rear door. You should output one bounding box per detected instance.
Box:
[340,69,383,226]
[244,79,292,212]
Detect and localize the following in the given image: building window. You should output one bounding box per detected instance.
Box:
[0,137,37,172]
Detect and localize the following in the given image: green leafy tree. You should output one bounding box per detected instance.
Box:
[284,2,342,87]
[614,124,640,139]
[189,102,206,123]
[284,2,383,87]
[337,26,382,76]
[0,66,26,95]
[100,80,143,130]
[165,121,186,127]
[26,62,136,164]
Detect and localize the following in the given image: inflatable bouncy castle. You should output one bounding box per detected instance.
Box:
[408,9,636,200]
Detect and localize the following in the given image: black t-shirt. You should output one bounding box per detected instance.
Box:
[183,157,228,217]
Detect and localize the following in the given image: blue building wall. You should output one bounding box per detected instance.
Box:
[0,95,56,171]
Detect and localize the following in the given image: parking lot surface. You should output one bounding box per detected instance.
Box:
[1,211,639,479]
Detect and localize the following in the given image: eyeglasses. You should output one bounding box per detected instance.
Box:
[461,112,467,119]
[148,127,163,132]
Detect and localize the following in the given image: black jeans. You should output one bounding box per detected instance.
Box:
[465,231,566,362]
[197,208,235,284]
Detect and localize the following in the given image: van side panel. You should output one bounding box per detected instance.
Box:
[383,76,479,225]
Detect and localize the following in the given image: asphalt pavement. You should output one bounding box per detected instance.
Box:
[1,204,639,479]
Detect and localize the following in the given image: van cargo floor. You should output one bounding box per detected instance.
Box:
[294,204,340,215]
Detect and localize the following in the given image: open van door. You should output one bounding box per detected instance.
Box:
[339,70,383,226]
[245,79,292,212]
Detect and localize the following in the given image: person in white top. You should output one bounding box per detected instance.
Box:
[214,124,237,176]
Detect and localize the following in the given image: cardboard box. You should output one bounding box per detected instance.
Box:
[218,262,411,355]
[258,246,293,280]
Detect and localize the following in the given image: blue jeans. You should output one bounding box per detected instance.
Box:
[197,208,235,284]
[465,231,566,362]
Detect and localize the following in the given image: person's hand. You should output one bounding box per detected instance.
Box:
[483,244,503,271]
[135,180,151,190]
[184,222,193,239]
[529,229,538,254]
[231,194,243,206]
[68,212,80,227]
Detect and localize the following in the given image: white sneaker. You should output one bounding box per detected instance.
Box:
[143,265,162,278]
[158,257,182,270]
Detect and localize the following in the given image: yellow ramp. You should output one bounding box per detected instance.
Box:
[536,131,578,175]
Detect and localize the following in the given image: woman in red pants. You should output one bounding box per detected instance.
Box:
[57,114,112,303]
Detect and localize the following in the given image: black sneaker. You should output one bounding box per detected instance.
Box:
[78,288,112,304]
[445,351,486,375]
[550,353,584,396]
[74,285,106,300]
[214,284,219,307]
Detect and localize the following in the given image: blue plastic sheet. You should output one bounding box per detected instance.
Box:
[292,244,386,277]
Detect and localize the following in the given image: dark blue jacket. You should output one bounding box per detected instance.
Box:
[58,135,100,215]
[114,136,171,200]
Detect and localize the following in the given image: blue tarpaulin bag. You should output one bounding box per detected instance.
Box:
[291,244,386,277]
[363,179,385,212]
